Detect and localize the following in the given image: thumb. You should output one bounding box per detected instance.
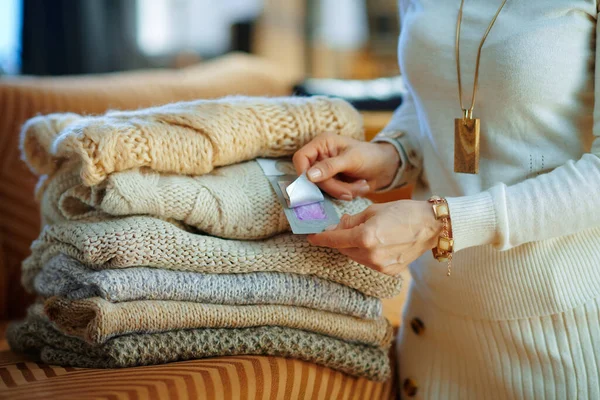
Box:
[308,208,376,249]
[306,154,353,183]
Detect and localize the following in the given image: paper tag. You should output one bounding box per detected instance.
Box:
[285,172,324,208]
[256,158,340,234]
[256,158,292,176]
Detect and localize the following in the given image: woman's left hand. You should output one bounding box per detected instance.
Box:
[308,200,443,276]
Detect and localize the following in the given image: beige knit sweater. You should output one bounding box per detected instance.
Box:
[44,296,393,346]
[20,96,363,186]
[41,160,372,239]
[9,308,391,380]
[23,216,402,298]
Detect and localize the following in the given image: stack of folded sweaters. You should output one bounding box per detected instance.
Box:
[8,96,403,381]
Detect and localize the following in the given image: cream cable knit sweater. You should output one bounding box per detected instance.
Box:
[40,160,372,239]
[371,1,600,398]
[44,297,393,346]
[23,216,402,298]
[20,96,363,186]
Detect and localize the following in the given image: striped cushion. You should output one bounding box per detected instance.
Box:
[0,354,397,399]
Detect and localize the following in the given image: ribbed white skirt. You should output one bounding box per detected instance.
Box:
[397,282,600,399]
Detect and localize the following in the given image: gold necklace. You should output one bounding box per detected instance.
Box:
[454,0,508,174]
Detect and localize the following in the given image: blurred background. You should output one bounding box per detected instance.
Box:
[0,0,399,80]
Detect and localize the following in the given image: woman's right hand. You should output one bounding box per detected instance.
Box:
[292,132,401,200]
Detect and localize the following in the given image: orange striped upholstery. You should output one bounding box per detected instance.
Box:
[0,351,397,399]
[0,53,295,320]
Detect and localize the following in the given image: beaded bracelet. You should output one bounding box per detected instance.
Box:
[428,196,454,276]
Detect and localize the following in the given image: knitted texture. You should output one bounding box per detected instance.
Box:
[34,254,382,319]
[20,96,364,185]
[44,296,393,346]
[41,160,372,239]
[23,216,402,298]
[8,312,391,381]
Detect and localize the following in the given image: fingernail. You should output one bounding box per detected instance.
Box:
[307,168,322,180]
[358,184,370,196]
[325,224,338,231]
[340,194,352,201]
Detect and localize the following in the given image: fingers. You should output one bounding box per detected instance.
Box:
[306,154,353,183]
[294,147,369,199]
[292,132,345,176]
[337,210,373,230]
[317,178,370,200]
[308,217,377,250]
[339,247,408,277]
[339,246,403,268]
[338,247,386,271]
[308,226,364,249]
[308,206,380,248]
[292,133,371,199]
[292,147,317,176]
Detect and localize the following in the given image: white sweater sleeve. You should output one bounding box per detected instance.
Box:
[371,90,423,191]
[446,14,600,253]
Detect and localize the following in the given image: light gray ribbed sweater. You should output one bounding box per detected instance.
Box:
[34,254,382,319]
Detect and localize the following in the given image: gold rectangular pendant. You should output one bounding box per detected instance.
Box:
[454,117,480,174]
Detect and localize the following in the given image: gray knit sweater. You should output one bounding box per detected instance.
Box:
[23,216,402,298]
[35,254,382,319]
[8,313,391,381]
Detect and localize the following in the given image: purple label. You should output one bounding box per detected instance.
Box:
[294,202,327,221]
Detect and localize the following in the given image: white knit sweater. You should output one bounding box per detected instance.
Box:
[373,0,600,398]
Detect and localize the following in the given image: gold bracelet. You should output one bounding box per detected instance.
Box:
[428,196,454,276]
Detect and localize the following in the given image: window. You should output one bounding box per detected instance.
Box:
[136,0,263,57]
[0,0,22,75]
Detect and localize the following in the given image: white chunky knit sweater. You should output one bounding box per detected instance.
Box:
[373,0,600,398]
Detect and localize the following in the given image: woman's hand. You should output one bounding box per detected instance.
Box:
[293,132,400,200]
[308,200,442,276]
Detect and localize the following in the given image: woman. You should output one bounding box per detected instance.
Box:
[293,0,600,398]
